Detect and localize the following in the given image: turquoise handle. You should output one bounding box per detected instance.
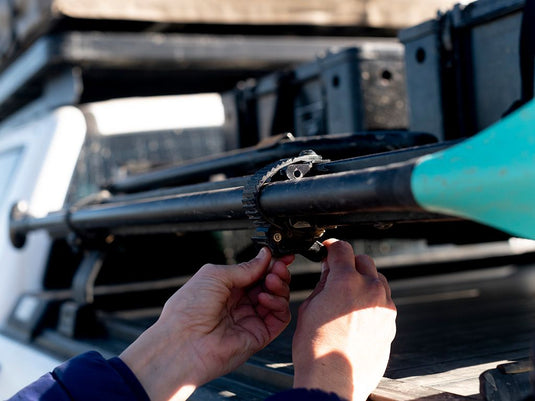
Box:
[412,100,535,239]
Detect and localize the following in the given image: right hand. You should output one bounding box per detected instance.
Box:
[292,239,397,401]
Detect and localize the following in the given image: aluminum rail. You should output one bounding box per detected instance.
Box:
[9,141,458,249]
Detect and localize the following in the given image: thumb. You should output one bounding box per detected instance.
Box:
[223,247,271,289]
[323,239,357,277]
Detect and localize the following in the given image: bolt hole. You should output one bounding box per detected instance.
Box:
[332,75,340,88]
[381,70,393,82]
[416,47,426,64]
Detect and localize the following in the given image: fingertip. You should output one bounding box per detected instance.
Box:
[253,246,272,268]
[258,291,274,303]
[355,254,379,278]
[270,261,291,283]
[227,247,271,288]
[377,272,393,299]
[322,240,356,273]
[265,272,290,296]
[355,253,375,264]
[257,246,270,260]
[322,238,340,247]
[258,291,290,313]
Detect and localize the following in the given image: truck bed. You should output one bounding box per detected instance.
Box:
[39,253,534,400]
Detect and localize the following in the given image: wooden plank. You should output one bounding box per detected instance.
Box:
[396,354,529,396]
[11,0,460,32]
[372,377,478,401]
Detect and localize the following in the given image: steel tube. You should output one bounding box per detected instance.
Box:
[10,139,463,248]
[11,158,449,247]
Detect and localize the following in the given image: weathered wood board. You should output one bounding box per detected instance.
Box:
[49,0,460,27]
[1,0,461,57]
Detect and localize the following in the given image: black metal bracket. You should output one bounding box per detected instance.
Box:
[57,251,105,338]
[71,250,104,304]
[242,150,330,261]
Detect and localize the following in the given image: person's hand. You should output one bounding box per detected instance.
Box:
[292,239,396,401]
[120,247,294,401]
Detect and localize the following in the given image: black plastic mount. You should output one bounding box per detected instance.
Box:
[10,201,28,249]
[242,150,329,262]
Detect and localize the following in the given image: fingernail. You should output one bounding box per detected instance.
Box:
[258,247,268,258]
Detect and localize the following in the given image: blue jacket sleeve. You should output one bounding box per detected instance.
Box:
[264,388,347,400]
[9,350,346,401]
[8,351,150,401]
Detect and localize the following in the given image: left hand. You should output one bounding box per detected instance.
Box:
[120,247,293,401]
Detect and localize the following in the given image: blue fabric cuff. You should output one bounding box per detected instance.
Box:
[264,388,347,401]
[52,351,150,401]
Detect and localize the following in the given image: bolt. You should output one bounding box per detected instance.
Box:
[374,222,394,230]
[273,232,283,243]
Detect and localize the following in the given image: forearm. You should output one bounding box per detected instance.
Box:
[293,361,353,401]
[119,322,202,401]
[120,248,292,401]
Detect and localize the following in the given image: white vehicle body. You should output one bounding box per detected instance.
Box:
[0,107,87,324]
[0,335,61,397]
[0,93,228,398]
[0,107,86,397]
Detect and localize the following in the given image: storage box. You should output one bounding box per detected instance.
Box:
[238,42,408,142]
[399,0,525,141]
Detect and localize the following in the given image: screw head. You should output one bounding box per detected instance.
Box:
[273,232,283,243]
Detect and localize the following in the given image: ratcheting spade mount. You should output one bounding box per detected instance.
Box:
[242,150,331,262]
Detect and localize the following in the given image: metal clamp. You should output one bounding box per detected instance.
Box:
[242,150,329,261]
